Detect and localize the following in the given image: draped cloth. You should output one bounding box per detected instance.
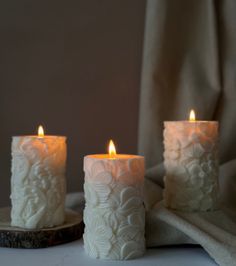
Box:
[138,0,236,265]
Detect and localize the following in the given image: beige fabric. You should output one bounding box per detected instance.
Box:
[146,201,236,266]
[139,0,236,265]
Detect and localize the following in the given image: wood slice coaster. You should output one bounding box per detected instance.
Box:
[0,207,84,249]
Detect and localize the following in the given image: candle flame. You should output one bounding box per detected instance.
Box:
[189,109,196,122]
[38,125,44,137]
[108,139,116,157]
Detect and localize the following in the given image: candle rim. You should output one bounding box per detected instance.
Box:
[164,120,218,123]
[85,154,144,159]
[12,135,67,139]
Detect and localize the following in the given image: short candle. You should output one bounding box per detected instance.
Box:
[163,110,219,211]
[83,140,145,260]
[10,125,67,229]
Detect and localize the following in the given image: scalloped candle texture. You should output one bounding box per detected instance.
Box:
[83,155,145,260]
[10,136,67,229]
[163,121,219,212]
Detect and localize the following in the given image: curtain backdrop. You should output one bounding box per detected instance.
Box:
[138,1,236,265]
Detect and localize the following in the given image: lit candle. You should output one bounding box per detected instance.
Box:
[163,110,219,211]
[10,125,67,229]
[83,140,145,260]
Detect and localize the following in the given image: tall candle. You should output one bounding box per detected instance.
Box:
[163,110,219,211]
[83,140,145,260]
[10,126,67,229]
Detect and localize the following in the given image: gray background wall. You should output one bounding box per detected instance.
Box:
[0,1,146,207]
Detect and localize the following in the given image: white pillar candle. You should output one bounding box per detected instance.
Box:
[163,110,219,212]
[10,126,67,229]
[83,140,145,260]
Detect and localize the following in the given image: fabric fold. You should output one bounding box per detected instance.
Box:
[146,202,236,266]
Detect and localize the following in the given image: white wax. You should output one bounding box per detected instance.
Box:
[83,154,145,260]
[10,135,67,229]
[163,121,219,212]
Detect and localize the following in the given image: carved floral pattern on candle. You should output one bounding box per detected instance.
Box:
[83,157,145,260]
[163,122,219,211]
[11,136,66,229]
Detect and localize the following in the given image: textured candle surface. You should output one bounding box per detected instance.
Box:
[83,154,145,260]
[11,136,67,229]
[163,121,219,212]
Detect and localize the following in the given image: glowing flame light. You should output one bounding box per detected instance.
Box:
[108,139,116,157]
[189,109,196,122]
[38,125,44,137]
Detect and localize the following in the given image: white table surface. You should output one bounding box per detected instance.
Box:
[0,239,218,266]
